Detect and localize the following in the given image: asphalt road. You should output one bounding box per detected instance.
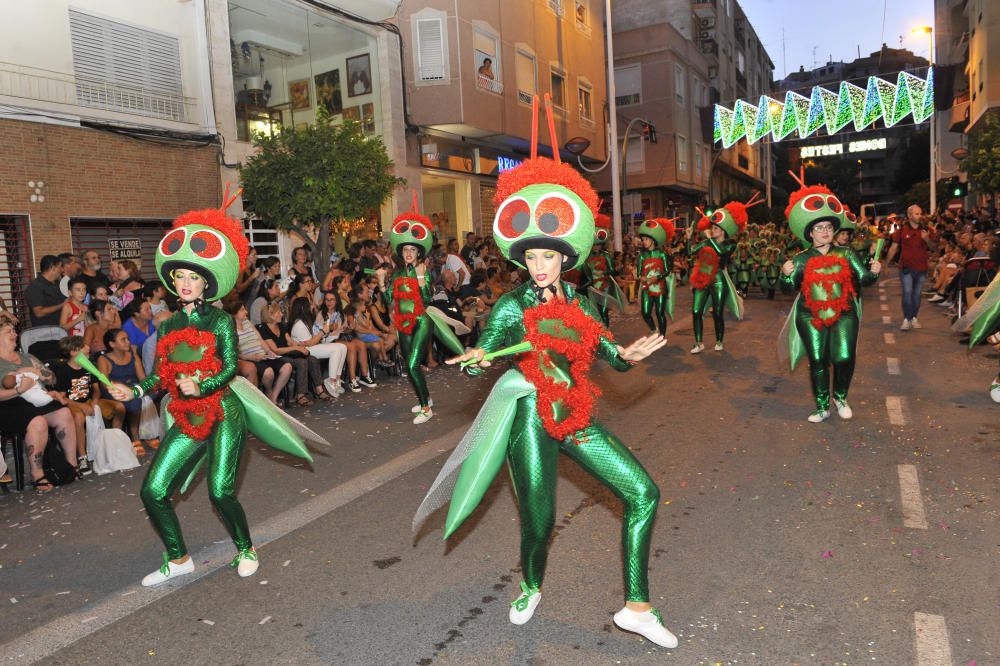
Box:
[1,273,997,665]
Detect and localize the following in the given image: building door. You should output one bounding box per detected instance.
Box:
[0,215,33,324]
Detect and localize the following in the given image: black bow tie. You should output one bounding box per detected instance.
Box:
[531,283,558,302]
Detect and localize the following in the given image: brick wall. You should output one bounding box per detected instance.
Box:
[0,118,220,265]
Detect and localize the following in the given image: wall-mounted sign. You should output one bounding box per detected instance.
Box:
[497,155,523,172]
[108,238,142,262]
[800,137,887,158]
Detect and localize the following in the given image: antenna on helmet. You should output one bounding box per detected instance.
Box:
[222,182,243,211]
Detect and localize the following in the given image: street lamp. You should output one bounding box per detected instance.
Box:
[913,25,935,213]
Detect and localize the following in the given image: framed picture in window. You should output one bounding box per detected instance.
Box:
[347,54,372,97]
[362,102,375,134]
[289,79,310,110]
[314,69,342,114]
[343,106,361,123]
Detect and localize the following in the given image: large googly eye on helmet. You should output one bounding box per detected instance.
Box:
[410,223,428,240]
[190,229,226,260]
[160,228,187,256]
[711,210,725,224]
[801,194,826,212]
[846,211,857,222]
[826,196,843,213]
[392,220,410,235]
[495,197,531,240]
[595,229,609,242]
[534,194,580,237]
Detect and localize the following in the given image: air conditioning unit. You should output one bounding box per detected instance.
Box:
[699,29,715,40]
[700,17,715,28]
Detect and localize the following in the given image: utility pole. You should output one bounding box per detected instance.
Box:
[604,0,623,252]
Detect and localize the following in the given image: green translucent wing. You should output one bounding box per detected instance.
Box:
[229,376,321,462]
[722,270,744,320]
[778,294,805,372]
[953,273,1000,347]
[666,274,676,320]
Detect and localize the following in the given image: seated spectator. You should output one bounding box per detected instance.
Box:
[250,278,281,327]
[121,299,155,350]
[83,299,118,357]
[234,246,260,304]
[109,259,144,311]
[330,274,352,310]
[288,246,314,281]
[59,277,89,336]
[0,295,18,326]
[317,291,375,391]
[257,301,328,406]
[0,314,80,491]
[144,280,171,319]
[226,302,293,406]
[25,254,65,327]
[288,296,347,398]
[287,273,319,310]
[51,335,126,473]
[97,328,147,455]
[343,296,386,383]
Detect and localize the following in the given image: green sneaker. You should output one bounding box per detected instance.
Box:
[231,547,259,578]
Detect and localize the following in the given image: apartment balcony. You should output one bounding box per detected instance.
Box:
[0,62,198,127]
[949,92,970,132]
[700,38,719,58]
[475,74,504,95]
[693,0,717,20]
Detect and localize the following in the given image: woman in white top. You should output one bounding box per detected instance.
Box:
[287,296,347,397]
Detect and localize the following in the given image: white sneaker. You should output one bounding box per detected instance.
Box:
[233,548,259,578]
[613,607,679,648]
[412,408,433,425]
[834,399,853,420]
[928,294,945,303]
[411,399,434,413]
[690,343,705,354]
[807,409,831,423]
[509,583,541,625]
[142,555,194,587]
[323,378,342,397]
[899,319,911,331]
[714,342,724,352]
[990,381,1000,404]
[910,317,922,329]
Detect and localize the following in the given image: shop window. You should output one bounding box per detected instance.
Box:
[578,78,594,124]
[677,135,688,173]
[473,24,502,94]
[68,9,186,122]
[0,216,33,325]
[674,63,685,104]
[515,45,537,105]
[550,64,567,111]
[615,64,641,106]
[70,218,173,283]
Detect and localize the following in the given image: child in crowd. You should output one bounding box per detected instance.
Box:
[59,277,89,336]
[349,294,395,369]
[97,328,148,455]
[83,299,118,357]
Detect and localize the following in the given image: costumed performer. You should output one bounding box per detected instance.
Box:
[414,94,675,648]
[636,218,677,338]
[578,212,623,326]
[687,193,759,353]
[778,171,881,423]
[952,270,1000,403]
[380,194,465,424]
[108,190,323,586]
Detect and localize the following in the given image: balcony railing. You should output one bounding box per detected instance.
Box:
[518,90,533,105]
[476,74,504,95]
[0,62,196,124]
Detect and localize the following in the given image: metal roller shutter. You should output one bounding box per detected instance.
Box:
[71,218,173,283]
[0,216,33,324]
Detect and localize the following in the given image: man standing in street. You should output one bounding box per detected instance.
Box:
[79,249,111,295]
[887,204,936,330]
[460,232,477,267]
[24,255,65,327]
[445,237,471,293]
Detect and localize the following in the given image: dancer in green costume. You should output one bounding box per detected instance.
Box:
[109,190,322,586]
[578,212,622,326]
[778,171,881,423]
[415,95,675,649]
[952,269,1000,403]
[731,240,754,296]
[636,218,676,337]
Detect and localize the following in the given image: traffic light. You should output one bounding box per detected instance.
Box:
[642,122,658,144]
[952,180,967,197]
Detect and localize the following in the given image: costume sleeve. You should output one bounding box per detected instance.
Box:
[475,292,522,353]
[779,251,807,294]
[846,247,879,287]
[197,312,239,395]
[135,317,170,395]
[659,249,673,272]
[576,296,631,372]
[382,271,397,311]
[577,260,593,290]
[687,239,707,257]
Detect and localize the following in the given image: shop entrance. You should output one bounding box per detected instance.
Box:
[421,174,472,246]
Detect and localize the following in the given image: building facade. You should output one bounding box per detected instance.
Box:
[0,0,222,322]
[394,0,609,241]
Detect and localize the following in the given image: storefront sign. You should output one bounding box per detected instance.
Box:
[108,238,142,262]
[497,155,523,172]
[800,137,887,159]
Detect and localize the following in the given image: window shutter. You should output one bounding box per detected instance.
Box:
[416,18,445,81]
[615,65,641,105]
[68,9,185,121]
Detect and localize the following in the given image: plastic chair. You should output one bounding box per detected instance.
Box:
[19,325,66,362]
[0,432,26,491]
[956,258,997,318]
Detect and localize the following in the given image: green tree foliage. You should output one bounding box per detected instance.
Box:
[900,178,951,212]
[961,113,1000,196]
[240,116,404,284]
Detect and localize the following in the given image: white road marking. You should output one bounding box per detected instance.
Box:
[0,424,471,662]
[886,357,901,375]
[913,612,953,665]
[884,332,896,344]
[886,395,907,425]
[880,303,889,311]
[897,464,928,529]
[882,316,892,325]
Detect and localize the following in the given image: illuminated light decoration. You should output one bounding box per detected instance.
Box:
[713,67,934,148]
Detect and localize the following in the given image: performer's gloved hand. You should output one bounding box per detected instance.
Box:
[618,334,667,363]
[781,260,795,276]
[447,348,488,375]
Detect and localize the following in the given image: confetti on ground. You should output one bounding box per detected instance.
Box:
[282,560,291,567]
[10,597,17,604]
[260,580,268,585]
[199,619,215,626]
[56,591,70,596]
[258,615,272,625]
[82,616,98,623]
[821,550,833,558]
[121,590,137,597]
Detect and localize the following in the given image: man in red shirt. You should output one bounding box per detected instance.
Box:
[886,204,936,330]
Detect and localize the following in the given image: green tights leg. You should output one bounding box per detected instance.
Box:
[640,291,667,336]
[506,395,660,602]
[398,315,433,408]
[691,279,727,343]
[140,398,249,560]
[794,310,859,411]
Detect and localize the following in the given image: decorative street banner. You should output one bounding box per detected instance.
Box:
[714,67,934,148]
[108,238,142,262]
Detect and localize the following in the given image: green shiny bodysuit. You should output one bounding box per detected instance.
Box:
[780,246,878,411]
[688,238,735,344]
[476,281,660,601]
[384,264,435,407]
[637,249,671,336]
[136,306,249,560]
[579,248,617,325]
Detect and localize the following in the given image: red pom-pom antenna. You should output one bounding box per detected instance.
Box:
[393,189,434,230]
[650,217,677,242]
[172,209,249,272]
[594,213,612,229]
